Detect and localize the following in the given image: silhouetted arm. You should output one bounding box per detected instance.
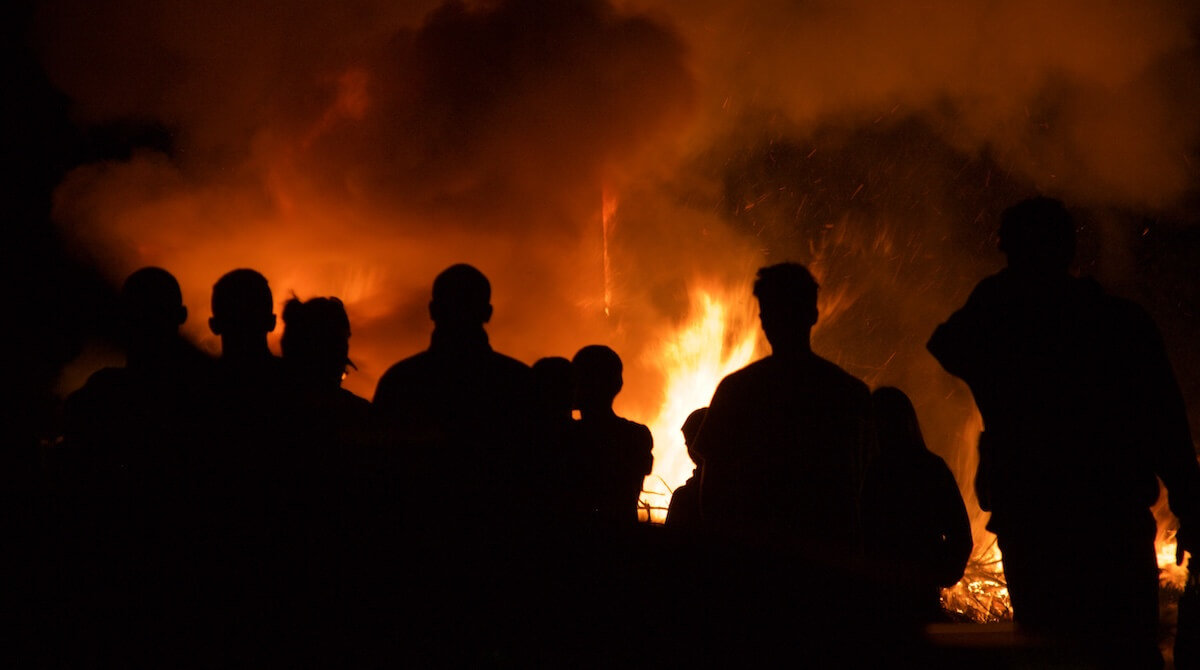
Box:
[637,424,653,477]
[1131,311,1200,526]
[933,459,973,587]
[927,277,1000,384]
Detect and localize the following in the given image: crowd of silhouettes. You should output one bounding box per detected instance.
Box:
[27,196,1200,666]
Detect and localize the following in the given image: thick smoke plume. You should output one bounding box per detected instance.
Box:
[37,0,1200,539]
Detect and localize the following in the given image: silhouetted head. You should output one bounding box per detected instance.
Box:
[532,356,574,420]
[429,264,493,329]
[119,266,187,343]
[681,407,708,463]
[753,262,819,352]
[997,197,1075,275]
[209,269,276,355]
[281,296,353,389]
[572,345,623,412]
[871,386,926,455]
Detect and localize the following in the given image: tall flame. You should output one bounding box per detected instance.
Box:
[637,282,762,523]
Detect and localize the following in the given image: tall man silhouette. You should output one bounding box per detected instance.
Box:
[373,264,535,525]
[572,344,653,524]
[65,266,210,486]
[928,197,1200,667]
[206,268,289,473]
[694,262,872,556]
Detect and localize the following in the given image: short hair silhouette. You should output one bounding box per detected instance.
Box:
[210,268,275,336]
[281,296,353,387]
[997,196,1075,272]
[870,386,925,455]
[681,407,707,448]
[120,266,186,334]
[753,262,820,333]
[429,263,492,327]
[572,344,623,406]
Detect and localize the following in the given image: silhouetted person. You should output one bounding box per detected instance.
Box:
[861,387,971,623]
[199,268,297,659]
[373,264,535,525]
[278,294,369,497]
[571,345,653,524]
[60,267,213,661]
[928,197,1200,667]
[694,263,871,555]
[210,268,282,372]
[198,268,295,501]
[276,295,369,640]
[532,356,581,522]
[370,265,539,659]
[63,266,210,488]
[280,295,369,424]
[665,408,707,529]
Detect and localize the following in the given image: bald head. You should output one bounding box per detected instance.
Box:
[429,264,493,328]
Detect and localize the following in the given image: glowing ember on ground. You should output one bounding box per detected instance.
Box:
[941,536,1011,623]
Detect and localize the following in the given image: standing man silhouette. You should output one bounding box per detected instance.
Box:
[373,264,535,525]
[571,345,653,524]
[928,197,1200,667]
[694,262,872,556]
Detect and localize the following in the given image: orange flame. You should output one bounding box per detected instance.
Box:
[637,281,762,523]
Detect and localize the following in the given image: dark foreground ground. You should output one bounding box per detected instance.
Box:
[12,499,1174,669]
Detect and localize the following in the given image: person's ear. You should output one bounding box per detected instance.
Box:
[209,316,222,335]
[175,305,187,327]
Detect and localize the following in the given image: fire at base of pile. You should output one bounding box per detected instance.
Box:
[940,531,1190,624]
[940,536,1011,623]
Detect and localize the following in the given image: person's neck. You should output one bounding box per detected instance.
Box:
[769,333,812,358]
[430,325,489,352]
[125,336,179,373]
[221,336,272,363]
[579,405,616,421]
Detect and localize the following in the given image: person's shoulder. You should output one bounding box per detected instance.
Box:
[488,349,532,374]
[84,366,130,388]
[1078,278,1160,335]
[334,387,372,417]
[618,417,653,441]
[68,367,129,402]
[809,355,870,397]
[380,351,435,379]
[721,357,772,385]
[373,351,434,399]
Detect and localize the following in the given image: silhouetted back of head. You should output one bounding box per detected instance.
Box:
[753,262,819,349]
[871,386,925,455]
[997,197,1075,274]
[281,296,352,388]
[429,264,492,328]
[573,345,623,411]
[681,407,708,462]
[120,266,186,342]
[681,407,708,447]
[210,269,275,339]
[533,356,574,419]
